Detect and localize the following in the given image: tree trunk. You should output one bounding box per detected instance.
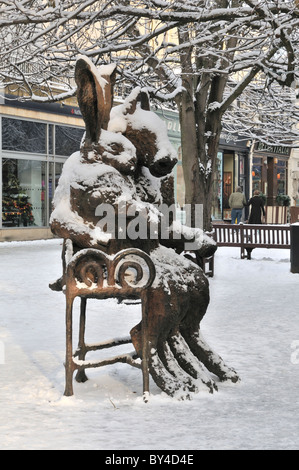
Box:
[178,91,200,206]
[177,87,224,230]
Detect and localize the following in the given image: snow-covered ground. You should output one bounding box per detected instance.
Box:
[0,238,299,450]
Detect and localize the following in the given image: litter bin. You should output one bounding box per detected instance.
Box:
[291,223,299,273]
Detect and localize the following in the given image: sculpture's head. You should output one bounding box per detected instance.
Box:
[108,88,178,178]
[75,56,137,174]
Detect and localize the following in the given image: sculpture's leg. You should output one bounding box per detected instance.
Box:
[148,348,195,400]
[75,297,89,383]
[131,289,200,399]
[180,327,239,383]
[176,269,239,385]
[167,332,217,393]
[131,248,239,398]
[64,294,75,396]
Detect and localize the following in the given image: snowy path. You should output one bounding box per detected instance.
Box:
[0,239,299,450]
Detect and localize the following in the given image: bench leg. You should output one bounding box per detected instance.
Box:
[141,292,150,402]
[64,295,75,396]
[241,247,253,260]
[76,297,89,383]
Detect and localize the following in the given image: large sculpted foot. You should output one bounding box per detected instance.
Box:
[179,328,240,384]
[130,324,238,399]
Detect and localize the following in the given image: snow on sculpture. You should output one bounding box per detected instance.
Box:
[50,55,239,399]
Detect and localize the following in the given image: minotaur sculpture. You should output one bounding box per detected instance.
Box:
[50,55,239,399]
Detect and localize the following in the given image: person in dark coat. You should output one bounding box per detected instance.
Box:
[248,190,265,224]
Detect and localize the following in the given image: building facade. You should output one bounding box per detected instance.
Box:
[251,141,291,206]
[288,147,299,207]
[213,131,250,222]
[0,96,84,242]
[155,110,252,223]
[0,97,252,242]
[2,95,296,243]
[0,98,185,242]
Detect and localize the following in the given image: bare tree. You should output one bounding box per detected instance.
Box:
[1,0,299,228]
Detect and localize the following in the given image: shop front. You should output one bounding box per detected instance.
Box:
[252,142,291,206]
[212,131,250,222]
[153,117,251,224]
[155,108,183,206]
[0,100,183,242]
[289,147,299,207]
[0,97,85,241]
[0,96,251,241]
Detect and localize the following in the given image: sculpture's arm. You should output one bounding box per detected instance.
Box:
[160,221,217,258]
[50,210,111,250]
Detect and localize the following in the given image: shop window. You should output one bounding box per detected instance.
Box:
[55,125,84,156]
[223,172,232,209]
[252,157,262,192]
[2,118,46,154]
[211,152,223,220]
[276,160,287,195]
[48,162,64,219]
[49,124,54,155]
[2,158,47,227]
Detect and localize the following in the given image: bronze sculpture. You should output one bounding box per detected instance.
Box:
[50,56,239,399]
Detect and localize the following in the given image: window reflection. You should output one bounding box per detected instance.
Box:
[277,160,286,195]
[55,125,84,156]
[2,158,46,227]
[1,118,84,229]
[48,162,64,219]
[2,118,46,154]
[252,157,262,192]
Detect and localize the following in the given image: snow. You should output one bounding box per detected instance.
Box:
[1,238,299,450]
[50,144,137,246]
[108,87,178,165]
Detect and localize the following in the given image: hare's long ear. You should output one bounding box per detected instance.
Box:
[75,57,100,146]
[138,89,150,110]
[122,87,150,117]
[108,86,141,133]
[99,65,117,129]
[75,56,117,145]
[122,87,141,116]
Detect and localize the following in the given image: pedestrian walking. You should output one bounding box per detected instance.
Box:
[229,186,247,224]
[248,190,265,224]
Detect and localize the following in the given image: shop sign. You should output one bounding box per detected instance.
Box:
[155,110,181,139]
[70,108,82,116]
[220,131,238,144]
[3,93,83,118]
[219,131,250,150]
[254,141,291,156]
[165,118,181,134]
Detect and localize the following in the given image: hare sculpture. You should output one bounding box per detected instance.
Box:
[50,56,239,398]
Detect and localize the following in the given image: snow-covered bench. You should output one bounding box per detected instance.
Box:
[212,223,291,260]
